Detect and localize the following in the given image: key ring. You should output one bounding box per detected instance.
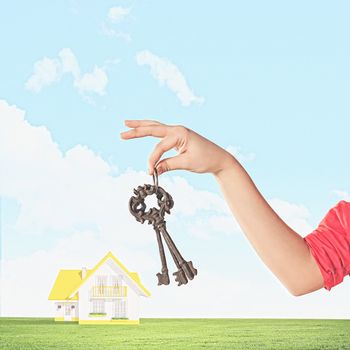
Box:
[152,167,159,193]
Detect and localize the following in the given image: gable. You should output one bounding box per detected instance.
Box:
[67,252,151,298]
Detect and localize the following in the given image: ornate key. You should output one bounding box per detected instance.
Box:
[129,169,198,286]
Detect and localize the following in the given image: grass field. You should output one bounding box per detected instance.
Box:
[1,318,349,350]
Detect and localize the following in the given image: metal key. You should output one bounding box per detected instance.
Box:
[129,183,171,285]
[129,169,198,286]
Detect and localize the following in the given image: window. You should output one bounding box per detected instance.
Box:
[91,300,105,314]
[111,275,122,286]
[95,275,108,296]
[95,275,107,286]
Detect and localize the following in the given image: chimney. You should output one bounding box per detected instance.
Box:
[82,267,87,279]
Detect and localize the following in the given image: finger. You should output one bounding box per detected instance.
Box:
[120,125,168,139]
[156,154,187,175]
[148,136,177,174]
[124,120,163,128]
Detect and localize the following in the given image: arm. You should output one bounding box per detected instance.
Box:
[120,120,324,296]
[214,158,324,296]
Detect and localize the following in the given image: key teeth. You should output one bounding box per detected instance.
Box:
[181,261,198,280]
[173,270,188,286]
[188,261,198,278]
[156,272,170,286]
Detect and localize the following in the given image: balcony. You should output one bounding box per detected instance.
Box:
[90,286,128,298]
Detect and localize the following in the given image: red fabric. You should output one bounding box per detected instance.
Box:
[304,200,350,291]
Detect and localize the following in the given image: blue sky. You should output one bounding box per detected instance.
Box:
[1,1,350,318]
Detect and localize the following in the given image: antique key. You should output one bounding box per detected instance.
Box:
[129,169,198,286]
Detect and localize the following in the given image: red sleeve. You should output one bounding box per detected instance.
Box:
[304,200,350,291]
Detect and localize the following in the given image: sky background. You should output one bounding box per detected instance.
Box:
[1,0,350,318]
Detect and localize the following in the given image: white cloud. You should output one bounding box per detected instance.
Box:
[100,22,131,42]
[74,66,108,95]
[1,99,349,319]
[332,189,350,201]
[25,48,109,99]
[104,58,121,66]
[188,215,240,240]
[100,6,132,42]
[108,6,130,22]
[1,231,156,317]
[226,145,256,163]
[136,50,204,106]
[58,47,80,78]
[24,57,61,92]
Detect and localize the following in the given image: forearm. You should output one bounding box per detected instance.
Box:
[214,156,324,295]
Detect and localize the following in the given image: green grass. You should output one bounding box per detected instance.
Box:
[1,318,350,350]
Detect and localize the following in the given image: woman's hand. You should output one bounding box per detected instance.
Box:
[120,119,235,176]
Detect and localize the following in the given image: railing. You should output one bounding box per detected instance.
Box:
[90,286,128,298]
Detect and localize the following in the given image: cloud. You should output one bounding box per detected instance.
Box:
[58,47,80,78]
[100,6,132,42]
[1,99,349,319]
[188,215,240,240]
[136,50,204,106]
[74,67,108,96]
[226,145,256,163]
[1,231,156,317]
[100,22,131,42]
[331,190,350,201]
[24,57,61,92]
[25,48,109,99]
[0,100,145,240]
[108,6,130,22]
[4,246,350,319]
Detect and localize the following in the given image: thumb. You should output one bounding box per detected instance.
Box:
[156,155,187,175]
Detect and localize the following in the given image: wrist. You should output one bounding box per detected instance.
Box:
[213,153,240,179]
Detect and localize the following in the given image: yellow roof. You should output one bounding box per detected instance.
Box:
[48,270,83,300]
[48,251,151,300]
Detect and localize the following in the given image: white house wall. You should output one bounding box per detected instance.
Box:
[54,301,78,320]
[78,259,141,322]
[126,287,139,320]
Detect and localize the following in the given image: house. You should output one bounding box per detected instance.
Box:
[48,251,151,325]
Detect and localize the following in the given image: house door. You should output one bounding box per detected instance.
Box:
[64,304,72,321]
[113,299,127,319]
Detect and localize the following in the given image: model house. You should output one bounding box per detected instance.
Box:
[48,251,151,325]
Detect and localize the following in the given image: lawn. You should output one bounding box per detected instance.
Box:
[0,318,349,350]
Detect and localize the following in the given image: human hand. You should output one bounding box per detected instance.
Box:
[120,120,235,176]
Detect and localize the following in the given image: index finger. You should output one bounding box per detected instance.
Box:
[120,125,168,140]
[124,120,163,128]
